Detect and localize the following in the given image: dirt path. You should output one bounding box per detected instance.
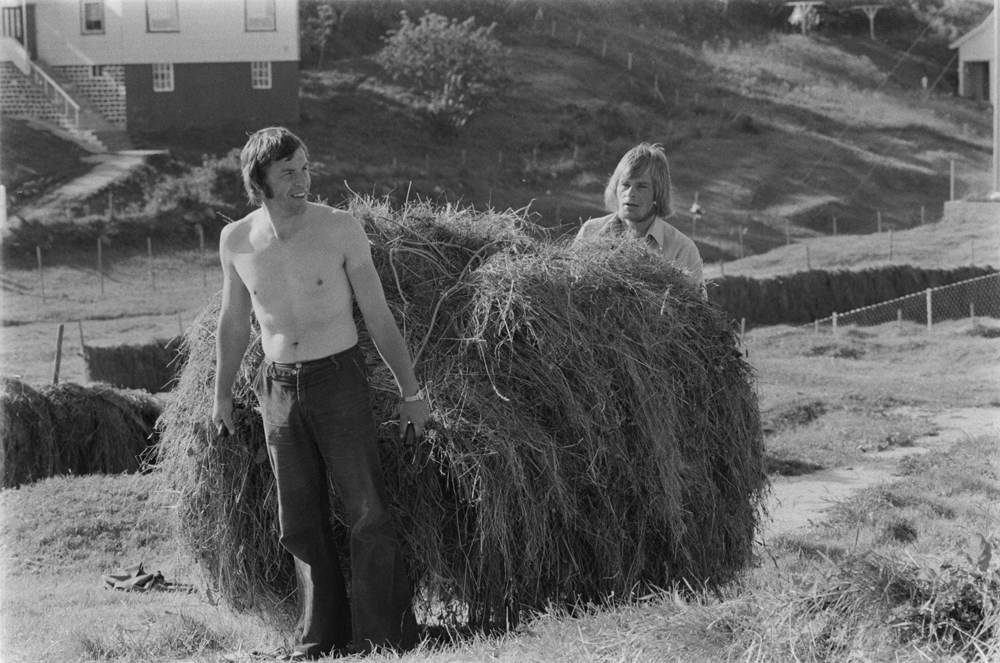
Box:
[765,406,1000,537]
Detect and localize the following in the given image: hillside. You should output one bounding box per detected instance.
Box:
[2,0,996,270]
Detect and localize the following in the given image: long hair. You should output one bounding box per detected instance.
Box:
[604,143,672,217]
[240,127,308,207]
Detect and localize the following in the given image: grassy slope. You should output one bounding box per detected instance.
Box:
[4,2,995,273]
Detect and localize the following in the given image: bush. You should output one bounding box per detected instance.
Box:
[376,11,509,136]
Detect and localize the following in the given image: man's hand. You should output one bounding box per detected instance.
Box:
[212,396,235,438]
[398,398,430,440]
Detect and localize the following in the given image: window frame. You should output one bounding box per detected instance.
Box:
[81,1,105,35]
[90,65,105,78]
[245,0,276,32]
[146,0,180,33]
[152,63,175,92]
[250,61,272,90]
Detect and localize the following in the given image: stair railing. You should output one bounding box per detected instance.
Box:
[28,60,79,129]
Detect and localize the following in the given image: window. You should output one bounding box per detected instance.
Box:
[251,61,272,89]
[146,0,179,32]
[82,1,104,34]
[90,65,105,78]
[152,63,174,92]
[245,0,275,31]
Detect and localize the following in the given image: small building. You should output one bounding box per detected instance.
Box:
[950,11,995,103]
[0,0,300,148]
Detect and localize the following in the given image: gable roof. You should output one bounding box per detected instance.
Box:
[950,11,993,50]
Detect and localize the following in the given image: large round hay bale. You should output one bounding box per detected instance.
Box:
[155,198,767,629]
[0,379,162,487]
[41,382,162,476]
[0,377,59,488]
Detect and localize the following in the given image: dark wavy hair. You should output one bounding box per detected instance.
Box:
[240,127,309,206]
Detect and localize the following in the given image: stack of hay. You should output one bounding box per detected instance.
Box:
[83,337,183,393]
[155,197,767,629]
[0,378,162,488]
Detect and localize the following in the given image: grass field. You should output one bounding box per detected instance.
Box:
[1,242,999,661]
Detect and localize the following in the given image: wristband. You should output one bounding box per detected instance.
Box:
[402,388,425,403]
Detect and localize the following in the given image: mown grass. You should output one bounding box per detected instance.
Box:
[2,434,996,662]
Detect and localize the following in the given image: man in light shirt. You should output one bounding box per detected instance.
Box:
[573,143,706,298]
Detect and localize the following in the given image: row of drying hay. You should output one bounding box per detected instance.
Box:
[0,378,163,488]
[154,197,767,630]
[711,265,998,325]
[83,337,183,394]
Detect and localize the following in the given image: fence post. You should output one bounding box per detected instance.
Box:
[785,219,790,245]
[148,236,156,291]
[971,240,975,266]
[950,160,955,201]
[897,308,902,332]
[877,211,882,233]
[926,288,932,330]
[740,317,746,344]
[96,237,105,296]
[970,301,976,324]
[627,52,633,70]
[52,323,65,385]
[832,311,838,336]
[806,244,811,270]
[36,246,45,303]
[920,205,926,225]
[832,215,837,235]
[888,229,893,263]
[78,320,85,352]
[719,260,725,277]
[814,319,819,334]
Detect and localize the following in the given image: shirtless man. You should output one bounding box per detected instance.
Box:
[212,127,428,658]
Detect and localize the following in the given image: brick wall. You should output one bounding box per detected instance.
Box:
[0,62,69,125]
[51,65,126,128]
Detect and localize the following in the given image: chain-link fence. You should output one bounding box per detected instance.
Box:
[809,272,1000,331]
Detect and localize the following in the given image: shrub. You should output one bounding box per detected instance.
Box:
[376,11,509,136]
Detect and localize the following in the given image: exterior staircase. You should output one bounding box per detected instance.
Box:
[1,58,131,153]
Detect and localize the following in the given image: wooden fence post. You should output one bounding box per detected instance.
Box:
[36,246,45,303]
[950,160,955,201]
[832,311,838,336]
[806,244,811,270]
[897,308,902,332]
[97,237,104,297]
[888,229,893,262]
[78,320,85,352]
[147,236,156,291]
[877,211,882,233]
[926,288,932,330]
[52,323,65,385]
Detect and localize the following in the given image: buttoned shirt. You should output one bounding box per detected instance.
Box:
[573,213,706,298]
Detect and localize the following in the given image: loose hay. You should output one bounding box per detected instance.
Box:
[83,337,183,393]
[0,377,59,488]
[0,378,163,488]
[155,198,767,630]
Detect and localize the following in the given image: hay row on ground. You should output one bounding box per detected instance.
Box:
[0,378,162,488]
[83,337,183,394]
[710,265,997,325]
[155,197,767,630]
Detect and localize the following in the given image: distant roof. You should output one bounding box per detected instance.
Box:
[950,11,993,50]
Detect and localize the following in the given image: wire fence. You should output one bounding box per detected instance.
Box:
[808,272,1000,332]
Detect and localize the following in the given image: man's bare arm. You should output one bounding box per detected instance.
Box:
[342,216,429,438]
[212,224,254,435]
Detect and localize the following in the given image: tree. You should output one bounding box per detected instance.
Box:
[376,11,509,137]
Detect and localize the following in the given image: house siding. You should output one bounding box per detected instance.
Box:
[126,60,298,132]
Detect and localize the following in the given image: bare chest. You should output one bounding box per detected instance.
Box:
[234,232,351,308]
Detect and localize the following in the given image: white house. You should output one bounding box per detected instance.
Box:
[950,11,995,103]
[0,0,299,141]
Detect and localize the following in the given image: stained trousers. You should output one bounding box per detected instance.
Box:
[253,345,417,657]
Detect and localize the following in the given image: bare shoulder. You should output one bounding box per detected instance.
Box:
[219,211,257,249]
[308,203,367,243]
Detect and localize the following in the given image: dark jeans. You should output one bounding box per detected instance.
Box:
[253,345,417,657]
